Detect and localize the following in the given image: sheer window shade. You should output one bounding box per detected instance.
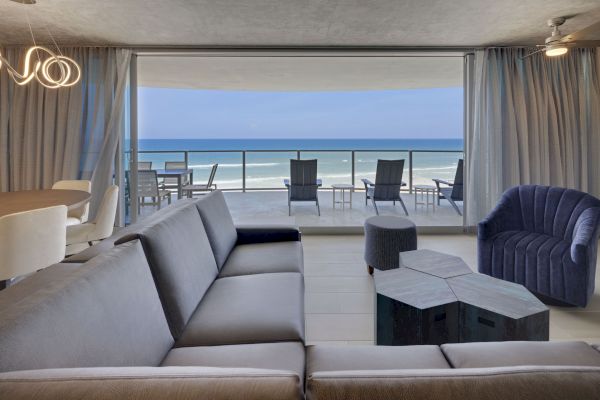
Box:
[466,48,600,225]
[0,48,131,219]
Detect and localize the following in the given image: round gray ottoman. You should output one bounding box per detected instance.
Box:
[364,216,417,274]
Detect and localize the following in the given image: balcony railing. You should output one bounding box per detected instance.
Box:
[136,149,464,193]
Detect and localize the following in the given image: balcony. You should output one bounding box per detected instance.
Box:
[134,148,464,229]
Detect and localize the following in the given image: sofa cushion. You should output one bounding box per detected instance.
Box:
[218,241,303,278]
[307,345,450,375]
[0,241,173,372]
[0,367,303,400]
[194,190,237,270]
[176,273,305,346]
[161,342,305,381]
[441,341,600,368]
[64,200,196,263]
[306,366,600,400]
[116,203,219,340]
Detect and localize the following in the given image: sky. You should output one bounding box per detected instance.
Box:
[138,87,463,140]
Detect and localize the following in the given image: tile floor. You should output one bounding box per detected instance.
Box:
[303,234,600,345]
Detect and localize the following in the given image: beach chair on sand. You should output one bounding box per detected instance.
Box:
[284,159,322,216]
[362,159,408,216]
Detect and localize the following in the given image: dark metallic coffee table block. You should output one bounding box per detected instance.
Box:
[374,250,549,346]
[375,267,459,345]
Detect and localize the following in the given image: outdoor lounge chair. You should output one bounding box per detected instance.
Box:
[284,159,322,216]
[362,159,408,216]
[183,164,218,198]
[432,158,463,216]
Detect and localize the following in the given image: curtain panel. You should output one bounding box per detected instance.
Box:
[0,47,131,218]
[466,48,600,226]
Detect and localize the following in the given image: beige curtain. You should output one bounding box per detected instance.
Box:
[466,48,600,226]
[0,47,131,218]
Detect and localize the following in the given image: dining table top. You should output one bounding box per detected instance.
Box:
[0,189,92,218]
[154,169,193,176]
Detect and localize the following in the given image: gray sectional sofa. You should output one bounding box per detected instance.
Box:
[0,190,599,399]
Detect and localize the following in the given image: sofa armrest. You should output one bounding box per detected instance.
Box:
[0,367,302,400]
[236,225,301,245]
[571,207,600,265]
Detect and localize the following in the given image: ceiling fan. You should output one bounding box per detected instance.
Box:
[522,17,600,58]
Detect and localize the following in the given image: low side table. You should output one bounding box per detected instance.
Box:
[332,184,354,209]
[413,184,437,211]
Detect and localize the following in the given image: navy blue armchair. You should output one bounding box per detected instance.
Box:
[478,185,600,307]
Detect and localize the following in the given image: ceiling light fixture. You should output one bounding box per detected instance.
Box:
[545,44,568,57]
[0,0,81,88]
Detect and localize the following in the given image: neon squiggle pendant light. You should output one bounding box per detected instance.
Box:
[1,0,81,88]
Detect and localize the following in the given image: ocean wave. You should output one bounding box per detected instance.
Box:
[189,162,281,169]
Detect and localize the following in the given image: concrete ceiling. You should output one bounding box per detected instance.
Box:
[137,56,464,91]
[0,0,599,47]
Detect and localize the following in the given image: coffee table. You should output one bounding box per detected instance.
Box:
[374,249,549,346]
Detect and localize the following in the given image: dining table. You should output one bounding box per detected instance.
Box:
[0,189,92,218]
[155,169,194,199]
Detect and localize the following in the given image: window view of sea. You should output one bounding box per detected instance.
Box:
[137,138,464,189]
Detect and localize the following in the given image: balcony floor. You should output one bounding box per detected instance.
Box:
[223,190,462,230]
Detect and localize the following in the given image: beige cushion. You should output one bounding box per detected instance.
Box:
[176,273,304,346]
[306,366,600,400]
[218,241,303,278]
[0,367,303,400]
[162,342,305,381]
[441,341,600,368]
[307,345,450,376]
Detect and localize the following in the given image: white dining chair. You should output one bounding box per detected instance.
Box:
[52,180,92,226]
[0,206,67,287]
[66,185,119,255]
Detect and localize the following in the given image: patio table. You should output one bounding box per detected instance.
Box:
[155,169,194,199]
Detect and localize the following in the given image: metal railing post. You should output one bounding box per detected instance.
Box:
[296,150,301,160]
[408,151,413,193]
[184,151,189,183]
[351,151,355,187]
[242,151,246,192]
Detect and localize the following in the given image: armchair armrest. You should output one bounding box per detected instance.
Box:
[571,207,600,265]
[361,178,374,186]
[432,178,453,187]
[477,195,521,241]
[236,225,301,244]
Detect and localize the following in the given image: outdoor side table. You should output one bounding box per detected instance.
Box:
[332,184,354,209]
[413,184,437,211]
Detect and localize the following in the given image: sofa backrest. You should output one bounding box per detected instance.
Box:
[194,190,238,270]
[0,241,174,372]
[501,185,600,240]
[64,200,197,263]
[116,203,219,339]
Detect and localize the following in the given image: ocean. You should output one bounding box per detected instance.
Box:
[137,139,464,189]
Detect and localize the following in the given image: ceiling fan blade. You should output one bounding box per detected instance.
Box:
[520,48,546,59]
[561,20,600,42]
[563,40,600,47]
